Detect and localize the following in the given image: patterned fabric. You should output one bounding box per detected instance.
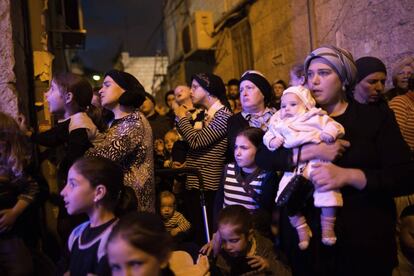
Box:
[223,163,266,210]
[241,107,275,131]
[389,92,414,151]
[163,211,191,233]
[177,106,232,190]
[86,111,155,212]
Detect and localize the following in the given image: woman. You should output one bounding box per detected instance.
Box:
[259,45,414,276]
[174,72,232,245]
[86,70,155,212]
[385,57,414,101]
[353,56,388,105]
[227,70,275,161]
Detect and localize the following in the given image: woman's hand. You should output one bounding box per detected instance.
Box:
[246,255,269,272]
[174,104,188,119]
[310,162,367,191]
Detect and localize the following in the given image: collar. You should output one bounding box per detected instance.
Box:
[241,107,274,120]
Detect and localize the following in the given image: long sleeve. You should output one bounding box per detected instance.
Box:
[358,106,414,197]
[87,118,144,163]
[16,175,40,203]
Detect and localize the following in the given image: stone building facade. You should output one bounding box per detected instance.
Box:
[164,0,414,89]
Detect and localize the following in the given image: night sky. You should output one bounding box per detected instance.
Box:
[78,0,165,72]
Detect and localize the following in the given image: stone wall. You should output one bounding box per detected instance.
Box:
[164,0,414,88]
[0,0,18,117]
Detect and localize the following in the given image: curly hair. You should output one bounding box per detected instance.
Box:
[0,112,30,178]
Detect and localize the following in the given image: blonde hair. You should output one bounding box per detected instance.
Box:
[0,112,30,178]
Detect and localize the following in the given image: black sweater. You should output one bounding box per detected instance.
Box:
[256,100,414,275]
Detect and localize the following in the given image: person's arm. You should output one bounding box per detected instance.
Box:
[360,108,414,196]
[389,96,409,136]
[311,107,414,196]
[31,123,66,147]
[87,116,144,163]
[177,109,231,150]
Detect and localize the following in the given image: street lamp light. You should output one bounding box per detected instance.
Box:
[92,75,101,81]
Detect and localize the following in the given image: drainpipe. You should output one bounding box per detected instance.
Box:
[307,0,315,51]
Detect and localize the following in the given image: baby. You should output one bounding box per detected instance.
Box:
[159,191,191,237]
[263,85,345,250]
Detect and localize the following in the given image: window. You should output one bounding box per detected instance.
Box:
[231,19,254,77]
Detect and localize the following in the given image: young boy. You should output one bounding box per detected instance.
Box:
[159,191,191,237]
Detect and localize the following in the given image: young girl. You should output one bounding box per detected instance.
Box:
[33,72,99,182]
[263,85,345,250]
[216,127,277,220]
[107,211,209,276]
[213,205,291,276]
[0,112,39,275]
[60,156,132,276]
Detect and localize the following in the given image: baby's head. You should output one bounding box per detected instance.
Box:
[159,191,176,220]
[164,129,179,154]
[280,85,315,119]
[217,205,253,257]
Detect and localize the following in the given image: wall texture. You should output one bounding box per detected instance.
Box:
[164,0,414,88]
[0,0,18,117]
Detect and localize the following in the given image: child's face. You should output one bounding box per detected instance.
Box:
[45,80,65,114]
[174,85,191,105]
[160,196,175,220]
[164,132,178,154]
[234,135,257,171]
[60,166,96,215]
[108,236,163,276]
[280,93,307,119]
[218,223,250,257]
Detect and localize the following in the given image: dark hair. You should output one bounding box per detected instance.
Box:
[164,90,175,106]
[236,127,264,149]
[108,212,172,263]
[274,79,288,89]
[53,72,93,111]
[218,205,252,235]
[228,78,240,87]
[291,63,305,79]
[72,156,134,212]
[144,92,156,105]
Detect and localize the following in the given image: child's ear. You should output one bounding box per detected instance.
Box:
[64,92,74,104]
[94,184,107,203]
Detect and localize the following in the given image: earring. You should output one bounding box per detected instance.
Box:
[342,84,346,92]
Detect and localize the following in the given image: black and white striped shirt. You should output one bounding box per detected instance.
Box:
[177,105,232,190]
[223,163,268,210]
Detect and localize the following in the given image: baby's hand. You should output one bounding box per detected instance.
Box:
[246,255,269,272]
[320,132,335,143]
[270,136,284,149]
[170,228,180,237]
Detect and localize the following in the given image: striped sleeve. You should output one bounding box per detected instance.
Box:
[174,211,191,233]
[389,95,414,150]
[177,108,232,150]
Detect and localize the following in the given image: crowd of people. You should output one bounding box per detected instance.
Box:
[0,45,414,276]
